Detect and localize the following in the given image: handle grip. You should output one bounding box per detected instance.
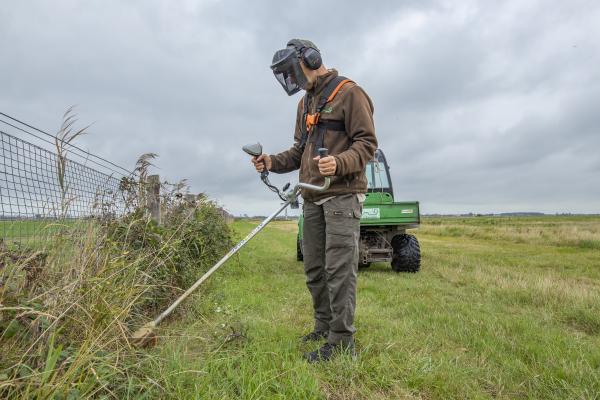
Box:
[318,148,329,158]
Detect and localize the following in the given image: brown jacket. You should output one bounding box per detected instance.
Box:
[269,69,377,202]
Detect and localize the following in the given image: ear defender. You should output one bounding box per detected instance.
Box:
[287,39,322,70]
[302,47,322,70]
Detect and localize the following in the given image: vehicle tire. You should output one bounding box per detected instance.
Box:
[297,238,303,261]
[391,234,420,273]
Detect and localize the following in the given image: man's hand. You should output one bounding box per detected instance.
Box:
[251,154,272,173]
[313,155,337,176]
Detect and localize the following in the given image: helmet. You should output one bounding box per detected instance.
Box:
[270,39,322,96]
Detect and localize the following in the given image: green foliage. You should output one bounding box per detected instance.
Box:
[0,199,232,398]
[103,202,233,315]
[2,214,599,398]
[141,217,600,399]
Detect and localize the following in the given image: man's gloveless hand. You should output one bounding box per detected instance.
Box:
[251,154,272,173]
[313,155,336,176]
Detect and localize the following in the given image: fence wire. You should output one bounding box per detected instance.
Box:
[0,126,134,245]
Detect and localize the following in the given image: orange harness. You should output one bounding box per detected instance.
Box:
[300,76,353,153]
[304,78,352,134]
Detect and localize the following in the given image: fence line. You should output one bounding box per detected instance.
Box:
[0,114,137,245]
[0,112,133,176]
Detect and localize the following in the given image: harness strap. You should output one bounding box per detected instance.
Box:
[325,78,352,103]
[299,76,353,151]
[300,95,309,148]
[317,119,345,131]
[306,77,352,133]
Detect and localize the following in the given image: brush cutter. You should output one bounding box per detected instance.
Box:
[131,144,330,347]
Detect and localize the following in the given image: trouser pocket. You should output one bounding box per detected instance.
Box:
[323,194,361,250]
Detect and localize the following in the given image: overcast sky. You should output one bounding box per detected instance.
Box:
[1,0,598,215]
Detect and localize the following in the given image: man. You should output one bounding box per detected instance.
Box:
[251,39,377,362]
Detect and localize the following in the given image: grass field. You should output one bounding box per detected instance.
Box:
[0,219,77,245]
[136,216,600,399]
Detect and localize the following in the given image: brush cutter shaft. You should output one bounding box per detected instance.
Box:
[152,200,292,326]
[134,146,333,343]
[148,173,330,328]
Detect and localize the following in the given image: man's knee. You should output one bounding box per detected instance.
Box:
[304,266,325,285]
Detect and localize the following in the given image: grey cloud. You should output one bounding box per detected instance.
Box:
[0,0,598,215]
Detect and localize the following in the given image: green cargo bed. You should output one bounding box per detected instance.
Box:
[361,192,420,226]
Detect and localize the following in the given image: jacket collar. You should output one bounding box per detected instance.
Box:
[307,69,338,97]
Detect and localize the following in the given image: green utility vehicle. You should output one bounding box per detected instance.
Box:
[297,149,421,272]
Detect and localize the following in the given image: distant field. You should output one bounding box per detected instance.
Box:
[0,219,79,245]
[421,215,600,249]
[140,215,600,399]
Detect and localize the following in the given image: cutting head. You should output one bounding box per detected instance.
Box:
[242,143,263,157]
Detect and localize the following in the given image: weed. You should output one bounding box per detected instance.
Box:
[0,180,232,398]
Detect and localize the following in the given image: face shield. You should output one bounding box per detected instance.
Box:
[270,47,309,96]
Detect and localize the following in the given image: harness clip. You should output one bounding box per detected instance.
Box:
[305,113,320,133]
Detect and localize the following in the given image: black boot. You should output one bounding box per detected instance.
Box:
[304,342,356,363]
[300,330,329,343]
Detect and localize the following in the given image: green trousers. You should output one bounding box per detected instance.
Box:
[302,194,362,346]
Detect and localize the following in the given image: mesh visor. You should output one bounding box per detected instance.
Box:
[270,48,308,96]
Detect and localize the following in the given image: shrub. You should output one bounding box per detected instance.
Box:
[0,197,232,398]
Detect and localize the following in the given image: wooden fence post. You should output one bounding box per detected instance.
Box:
[146,174,161,224]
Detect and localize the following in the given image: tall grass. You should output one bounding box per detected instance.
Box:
[0,196,232,398]
[0,110,233,397]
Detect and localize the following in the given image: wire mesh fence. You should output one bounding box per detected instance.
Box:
[0,113,136,246]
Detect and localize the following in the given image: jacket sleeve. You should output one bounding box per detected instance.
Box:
[269,99,304,174]
[334,85,378,176]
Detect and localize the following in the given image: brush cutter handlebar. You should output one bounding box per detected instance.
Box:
[285,148,330,200]
[294,177,331,193]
